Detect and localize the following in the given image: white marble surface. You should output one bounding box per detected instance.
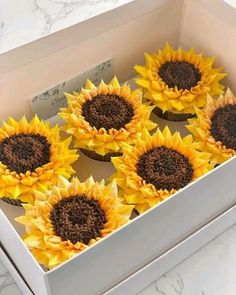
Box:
[1,224,235,295]
[0,0,134,53]
[225,0,236,8]
[139,224,236,295]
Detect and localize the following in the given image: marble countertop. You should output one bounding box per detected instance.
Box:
[139,224,236,295]
[0,0,134,54]
[1,224,235,295]
[225,0,236,8]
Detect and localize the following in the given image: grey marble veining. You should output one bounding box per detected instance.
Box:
[225,0,236,8]
[139,224,236,295]
[0,0,134,53]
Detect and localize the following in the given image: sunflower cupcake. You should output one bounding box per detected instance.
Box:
[187,89,236,165]
[111,127,212,214]
[135,43,225,121]
[59,77,156,161]
[16,176,133,269]
[0,116,78,206]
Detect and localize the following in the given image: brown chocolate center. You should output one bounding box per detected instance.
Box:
[50,195,106,244]
[210,104,236,150]
[82,94,134,131]
[0,133,51,173]
[136,146,193,190]
[158,61,201,90]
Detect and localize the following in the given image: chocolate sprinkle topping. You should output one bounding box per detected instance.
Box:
[82,94,134,131]
[137,146,193,190]
[158,61,201,90]
[0,133,51,173]
[210,104,236,150]
[50,195,106,244]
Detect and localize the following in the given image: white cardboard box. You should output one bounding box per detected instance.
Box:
[0,0,236,294]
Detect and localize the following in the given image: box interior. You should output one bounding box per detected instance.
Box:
[0,112,190,266]
[0,0,183,120]
[0,0,236,294]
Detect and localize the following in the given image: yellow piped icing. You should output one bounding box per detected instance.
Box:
[16,176,133,269]
[0,116,78,203]
[59,77,156,155]
[187,89,236,164]
[111,127,213,214]
[135,43,226,115]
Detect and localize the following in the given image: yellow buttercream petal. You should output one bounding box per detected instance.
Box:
[0,115,78,203]
[187,89,236,164]
[135,43,225,114]
[59,77,156,155]
[16,176,133,269]
[111,127,212,214]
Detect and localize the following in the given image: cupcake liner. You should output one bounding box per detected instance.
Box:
[1,197,23,207]
[80,149,122,162]
[41,265,50,272]
[131,208,140,219]
[153,106,195,122]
